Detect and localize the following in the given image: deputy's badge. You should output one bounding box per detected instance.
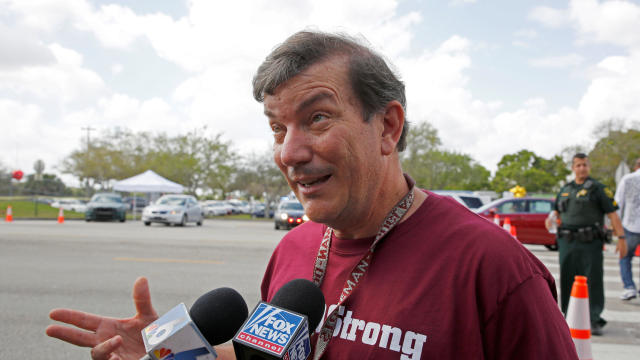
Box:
[577,189,588,197]
[604,187,614,199]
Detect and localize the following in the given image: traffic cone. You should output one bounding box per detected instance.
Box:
[510,225,517,239]
[493,214,500,226]
[566,275,593,360]
[502,217,511,232]
[635,246,640,257]
[5,205,12,222]
[57,207,64,224]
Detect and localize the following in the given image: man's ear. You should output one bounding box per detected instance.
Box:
[380,100,405,156]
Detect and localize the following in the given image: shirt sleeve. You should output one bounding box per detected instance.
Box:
[594,183,619,213]
[482,275,578,360]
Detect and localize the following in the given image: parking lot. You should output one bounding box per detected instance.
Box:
[1,219,639,359]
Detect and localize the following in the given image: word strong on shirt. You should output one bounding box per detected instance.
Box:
[318,305,427,359]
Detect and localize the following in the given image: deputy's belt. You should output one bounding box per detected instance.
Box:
[559,226,600,243]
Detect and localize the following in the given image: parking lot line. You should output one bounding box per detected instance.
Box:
[113,257,224,264]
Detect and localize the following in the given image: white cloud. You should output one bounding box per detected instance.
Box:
[529,53,584,68]
[579,52,640,125]
[568,0,640,48]
[0,43,105,104]
[111,63,123,75]
[48,43,83,66]
[0,23,55,69]
[1,0,91,32]
[0,99,78,173]
[2,0,640,182]
[529,6,568,28]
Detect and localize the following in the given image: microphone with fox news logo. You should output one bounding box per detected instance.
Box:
[232,279,325,360]
[140,287,249,360]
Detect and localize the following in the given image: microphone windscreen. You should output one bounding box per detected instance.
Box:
[270,279,325,332]
[189,287,249,345]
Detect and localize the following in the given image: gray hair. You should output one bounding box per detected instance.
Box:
[252,30,409,151]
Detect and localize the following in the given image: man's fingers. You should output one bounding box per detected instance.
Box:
[49,308,104,332]
[46,324,97,348]
[90,335,122,360]
[132,277,157,318]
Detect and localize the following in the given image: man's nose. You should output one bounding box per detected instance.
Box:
[278,128,313,167]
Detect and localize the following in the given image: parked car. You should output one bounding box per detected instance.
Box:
[431,191,488,209]
[203,201,232,216]
[475,197,557,250]
[251,203,275,218]
[224,199,250,214]
[274,200,308,230]
[51,199,87,213]
[123,197,148,211]
[85,193,127,222]
[142,194,203,226]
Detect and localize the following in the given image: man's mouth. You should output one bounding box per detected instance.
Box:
[297,174,331,188]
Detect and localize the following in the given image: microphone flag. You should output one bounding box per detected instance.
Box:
[233,302,312,360]
[141,303,218,360]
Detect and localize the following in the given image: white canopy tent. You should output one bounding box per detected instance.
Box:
[113,170,184,193]
[113,170,184,219]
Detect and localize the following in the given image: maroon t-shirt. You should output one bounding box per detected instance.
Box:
[261,192,578,359]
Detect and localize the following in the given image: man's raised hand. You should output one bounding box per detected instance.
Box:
[46,277,159,360]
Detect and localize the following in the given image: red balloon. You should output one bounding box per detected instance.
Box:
[12,170,23,180]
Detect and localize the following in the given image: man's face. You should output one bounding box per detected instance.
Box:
[572,157,590,181]
[264,57,384,228]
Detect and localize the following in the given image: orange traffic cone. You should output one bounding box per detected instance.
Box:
[502,217,511,232]
[510,225,518,239]
[5,205,13,222]
[57,207,64,224]
[566,275,592,360]
[493,214,500,226]
[635,245,640,257]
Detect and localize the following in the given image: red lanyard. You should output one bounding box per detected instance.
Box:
[311,180,416,359]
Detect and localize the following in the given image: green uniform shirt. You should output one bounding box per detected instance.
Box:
[553,177,618,229]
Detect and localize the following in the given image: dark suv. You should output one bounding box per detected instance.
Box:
[85,193,127,222]
[274,200,307,230]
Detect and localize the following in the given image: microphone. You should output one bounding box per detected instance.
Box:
[140,287,249,360]
[232,279,325,360]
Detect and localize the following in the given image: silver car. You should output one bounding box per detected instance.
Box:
[142,195,203,226]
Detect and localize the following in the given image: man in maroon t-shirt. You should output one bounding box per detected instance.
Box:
[46,31,578,359]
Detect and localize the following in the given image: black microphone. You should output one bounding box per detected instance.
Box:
[140,287,249,360]
[232,279,325,360]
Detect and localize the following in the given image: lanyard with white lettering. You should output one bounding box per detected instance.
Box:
[311,178,415,360]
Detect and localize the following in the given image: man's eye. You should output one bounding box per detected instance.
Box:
[311,113,328,123]
[271,124,283,133]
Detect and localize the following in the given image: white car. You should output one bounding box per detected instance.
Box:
[51,199,87,213]
[142,195,203,226]
[203,201,232,216]
[431,191,489,210]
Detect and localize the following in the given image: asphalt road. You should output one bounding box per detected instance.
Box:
[1,219,639,359]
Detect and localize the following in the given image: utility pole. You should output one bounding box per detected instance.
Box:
[81,127,95,197]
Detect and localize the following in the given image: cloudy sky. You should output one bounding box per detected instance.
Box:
[1,0,639,185]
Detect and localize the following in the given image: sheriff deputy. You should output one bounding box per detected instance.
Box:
[546,153,627,336]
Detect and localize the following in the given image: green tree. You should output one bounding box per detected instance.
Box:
[491,150,569,193]
[587,120,640,188]
[234,150,289,215]
[401,121,490,190]
[0,161,11,195]
[60,128,237,195]
[23,173,71,196]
